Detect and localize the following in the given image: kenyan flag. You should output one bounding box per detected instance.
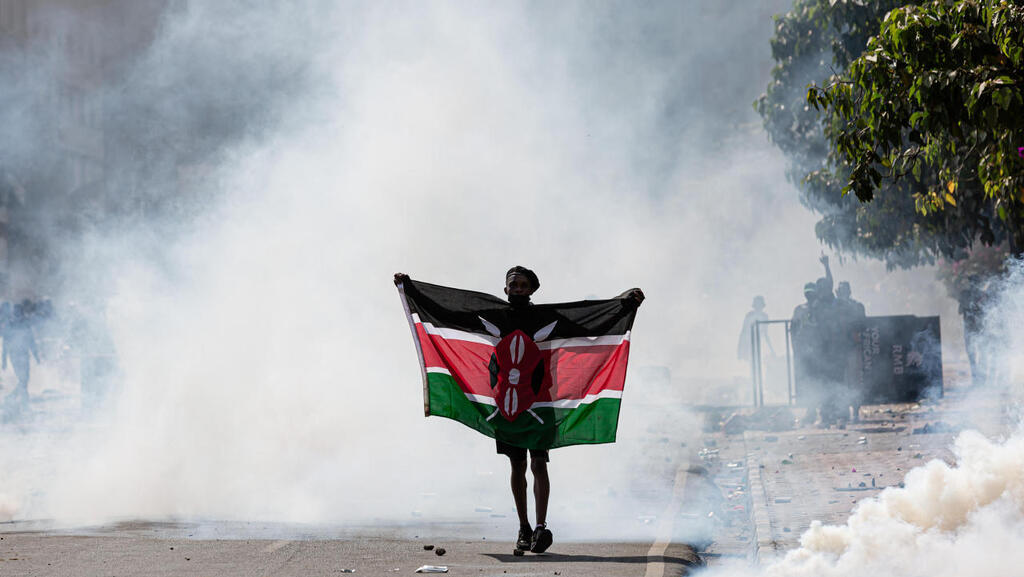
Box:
[397,278,638,450]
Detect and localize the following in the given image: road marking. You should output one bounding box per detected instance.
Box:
[261,540,292,554]
[644,464,690,577]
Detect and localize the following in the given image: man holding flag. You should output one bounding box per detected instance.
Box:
[395,268,643,554]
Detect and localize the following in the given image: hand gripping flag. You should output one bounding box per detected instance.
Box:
[397,278,639,450]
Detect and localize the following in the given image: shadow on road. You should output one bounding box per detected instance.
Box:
[484,552,700,566]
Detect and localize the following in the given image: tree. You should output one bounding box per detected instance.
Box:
[807,0,1024,257]
[756,0,1016,268]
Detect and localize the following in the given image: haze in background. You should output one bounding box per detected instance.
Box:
[0,0,964,540]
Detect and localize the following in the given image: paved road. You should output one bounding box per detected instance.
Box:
[2,369,1006,576]
[0,518,701,577]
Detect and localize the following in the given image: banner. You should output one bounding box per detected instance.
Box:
[398,278,639,450]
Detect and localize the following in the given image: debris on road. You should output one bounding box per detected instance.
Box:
[435,548,446,556]
[513,549,525,557]
[423,545,434,551]
[415,566,448,573]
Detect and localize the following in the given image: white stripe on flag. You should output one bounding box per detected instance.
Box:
[426,367,451,376]
[466,393,497,406]
[413,314,500,345]
[412,314,629,349]
[537,333,630,350]
[456,390,621,409]
[532,390,623,408]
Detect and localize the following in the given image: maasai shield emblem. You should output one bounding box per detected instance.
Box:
[480,317,557,424]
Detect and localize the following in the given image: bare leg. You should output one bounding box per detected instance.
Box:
[531,458,549,527]
[510,459,529,529]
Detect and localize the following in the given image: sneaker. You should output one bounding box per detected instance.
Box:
[530,524,553,553]
[515,526,532,551]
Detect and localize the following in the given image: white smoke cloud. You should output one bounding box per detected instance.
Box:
[765,428,1024,577]
[0,0,968,543]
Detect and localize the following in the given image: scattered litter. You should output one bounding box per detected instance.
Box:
[513,549,525,557]
[423,545,434,551]
[339,571,356,574]
[835,486,871,492]
[781,459,793,465]
[872,478,876,487]
[475,506,493,513]
[857,437,867,445]
[783,527,791,532]
[858,482,867,488]
[851,468,857,472]
[637,515,656,524]
[390,570,401,573]
[787,452,794,459]
[913,453,923,459]
[726,461,742,468]
[797,435,806,440]
[415,566,448,573]
[897,446,902,451]
[775,497,792,503]
[698,448,720,460]
[435,548,446,556]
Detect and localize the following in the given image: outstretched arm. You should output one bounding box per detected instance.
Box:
[820,254,833,289]
[394,272,410,286]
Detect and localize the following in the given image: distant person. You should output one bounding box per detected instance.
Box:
[791,283,816,336]
[737,295,774,363]
[2,302,40,414]
[836,281,865,319]
[834,281,866,422]
[791,282,819,419]
[958,275,987,386]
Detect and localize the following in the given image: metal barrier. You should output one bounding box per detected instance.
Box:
[750,319,795,407]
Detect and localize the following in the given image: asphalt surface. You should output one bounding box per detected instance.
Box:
[0,519,701,577]
[1,365,1008,576]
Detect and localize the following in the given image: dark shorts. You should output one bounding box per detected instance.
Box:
[496,440,549,463]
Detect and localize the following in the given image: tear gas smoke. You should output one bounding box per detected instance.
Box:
[0,0,963,542]
[703,261,1024,577]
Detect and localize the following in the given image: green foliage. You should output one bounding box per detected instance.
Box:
[810,0,1024,256]
[757,0,1023,268]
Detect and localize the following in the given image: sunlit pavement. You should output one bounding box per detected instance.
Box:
[0,519,700,577]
